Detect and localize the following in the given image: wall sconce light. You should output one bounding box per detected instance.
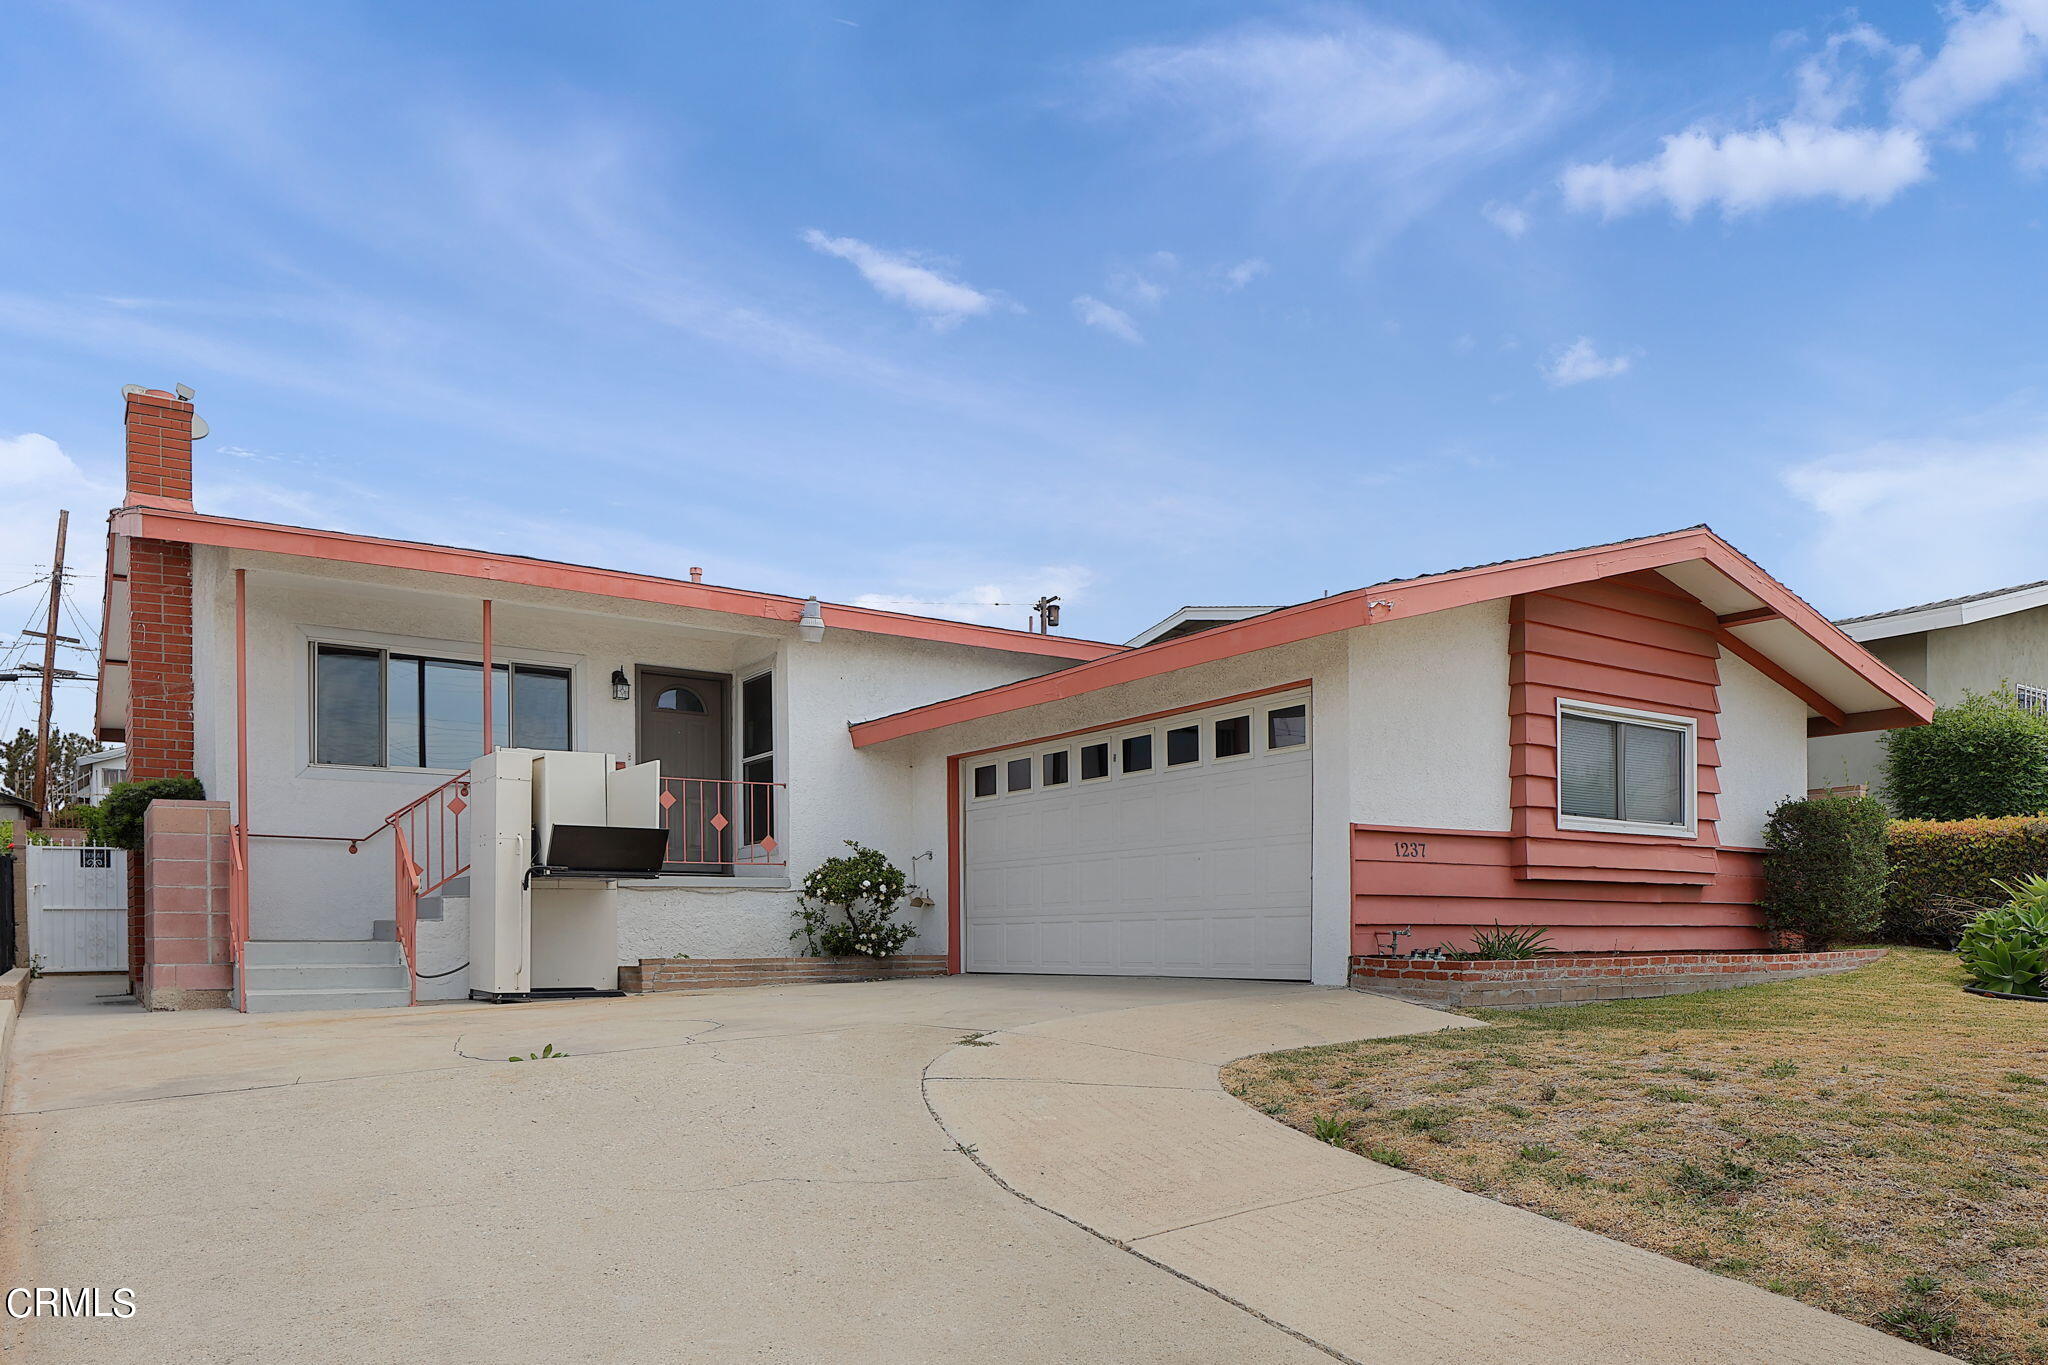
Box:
[611,668,631,701]
[798,595,826,644]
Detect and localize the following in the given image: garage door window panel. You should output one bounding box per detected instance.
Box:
[1121,733,1154,774]
[973,764,998,799]
[1080,743,1110,780]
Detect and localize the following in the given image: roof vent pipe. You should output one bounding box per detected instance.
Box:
[798,596,825,643]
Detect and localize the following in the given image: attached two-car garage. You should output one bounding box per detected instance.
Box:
[959,689,1313,980]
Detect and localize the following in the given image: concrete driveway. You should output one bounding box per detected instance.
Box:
[2,974,1939,1364]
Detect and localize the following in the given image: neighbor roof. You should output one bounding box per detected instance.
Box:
[849,525,1934,748]
[1836,579,2048,643]
[1124,605,1281,648]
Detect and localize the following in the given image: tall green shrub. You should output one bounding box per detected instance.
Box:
[1761,795,1889,949]
[98,776,206,851]
[1881,686,2048,820]
[1885,816,2048,945]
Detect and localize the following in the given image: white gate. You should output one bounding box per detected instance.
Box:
[27,844,129,973]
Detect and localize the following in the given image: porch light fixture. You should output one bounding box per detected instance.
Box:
[611,669,631,701]
[798,596,825,644]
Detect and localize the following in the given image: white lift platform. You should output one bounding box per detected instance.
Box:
[467,748,666,1003]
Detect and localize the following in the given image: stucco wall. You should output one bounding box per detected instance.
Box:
[194,549,1062,953]
[1713,650,1810,847]
[1348,601,1512,832]
[1928,606,2048,700]
[1806,631,1925,797]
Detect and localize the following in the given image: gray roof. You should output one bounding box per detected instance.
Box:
[1837,579,2048,626]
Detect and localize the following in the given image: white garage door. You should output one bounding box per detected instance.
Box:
[962,689,1312,979]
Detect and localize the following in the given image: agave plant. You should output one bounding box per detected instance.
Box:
[1958,877,2048,998]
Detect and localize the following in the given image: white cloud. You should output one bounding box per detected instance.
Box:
[1562,122,1930,218]
[1092,14,1579,237]
[1073,295,1143,343]
[801,229,999,326]
[1541,337,1633,386]
[1784,427,2048,610]
[852,565,1095,629]
[1220,257,1270,290]
[1481,200,1529,236]
[1566,2,2048,219]
[1894,0,2048,131]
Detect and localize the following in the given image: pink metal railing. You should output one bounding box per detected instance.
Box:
[227,823,250,1007]
[382,771,472,1006]
[658,777,787,868]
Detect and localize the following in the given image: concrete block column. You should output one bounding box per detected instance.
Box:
[139,799,233,1010]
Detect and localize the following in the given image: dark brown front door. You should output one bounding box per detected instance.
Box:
[638,669,729,872]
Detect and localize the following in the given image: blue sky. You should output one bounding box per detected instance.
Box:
[6,0,2048,734]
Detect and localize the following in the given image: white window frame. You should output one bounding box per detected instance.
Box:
[1554,698,1697,840]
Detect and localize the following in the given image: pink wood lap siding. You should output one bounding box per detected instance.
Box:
[1353,570,1771,955]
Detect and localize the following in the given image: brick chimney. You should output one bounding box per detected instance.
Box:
[122,386,198,511]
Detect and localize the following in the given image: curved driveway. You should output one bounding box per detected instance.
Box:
[4,973,1938,1363]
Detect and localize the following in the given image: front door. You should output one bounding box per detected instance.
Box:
[638,669,730,873]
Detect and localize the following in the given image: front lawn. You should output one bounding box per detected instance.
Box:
[1223,949,2048,1362]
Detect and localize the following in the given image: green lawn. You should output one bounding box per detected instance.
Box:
[1224,949,2048,1362]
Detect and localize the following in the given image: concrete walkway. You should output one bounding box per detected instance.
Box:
[2,974,1940,1363]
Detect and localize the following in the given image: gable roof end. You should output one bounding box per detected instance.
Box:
[849,525,1934,747]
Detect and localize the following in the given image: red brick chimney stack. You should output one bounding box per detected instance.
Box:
[121,386,198,511]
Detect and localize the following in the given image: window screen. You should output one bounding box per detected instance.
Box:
[1559,710,1686,826]
[314,646,382,766]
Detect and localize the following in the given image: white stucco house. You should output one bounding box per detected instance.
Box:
[96,387,1934,1011]
[1810,579,2048,800]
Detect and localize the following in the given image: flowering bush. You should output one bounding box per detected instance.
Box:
[790,841,917,959]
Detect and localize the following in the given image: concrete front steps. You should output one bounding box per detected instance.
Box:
[372,876,467,945]
[240,939,412,1013]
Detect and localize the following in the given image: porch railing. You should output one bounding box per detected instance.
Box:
[227,823,249,992]
[658,777,787,868]
[384,773,472,1007]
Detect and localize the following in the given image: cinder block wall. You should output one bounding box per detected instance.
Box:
[139,799,232,1010]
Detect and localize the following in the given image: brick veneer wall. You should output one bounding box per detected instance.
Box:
[117,389,202,988]
[620,955,948,993]
[135,792,231,1010]
[1350,948,1886,1010]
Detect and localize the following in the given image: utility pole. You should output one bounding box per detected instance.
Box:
[31,509,69,818]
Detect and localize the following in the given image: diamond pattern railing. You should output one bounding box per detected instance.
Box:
[657,777,786,868]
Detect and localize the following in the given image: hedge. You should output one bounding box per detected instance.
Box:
[1884,816,2048,946]
[98,776,205,851]
[1761,795,1889,949]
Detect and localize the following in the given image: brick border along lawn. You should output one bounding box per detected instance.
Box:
[1224,948,2048,1365]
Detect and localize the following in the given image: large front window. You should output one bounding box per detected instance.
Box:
[313,644,571,769]
[1557,702,1691,833]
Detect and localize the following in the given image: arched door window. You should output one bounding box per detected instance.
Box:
[655,686,707,714]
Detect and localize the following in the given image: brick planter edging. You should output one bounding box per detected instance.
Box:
[621,955,948,993]
[1350,948,1887,1010]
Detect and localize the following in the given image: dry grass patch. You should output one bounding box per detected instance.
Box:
[1223,949,2048,1363]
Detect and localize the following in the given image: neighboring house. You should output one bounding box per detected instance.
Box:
[0,786,35,831]
[73,746,128,801]
[1809,580,2048,799]
[96,387,1932,1009]
[1126,605,1279,647]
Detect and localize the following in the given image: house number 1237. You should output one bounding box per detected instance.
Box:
[1393,840,1428,859]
